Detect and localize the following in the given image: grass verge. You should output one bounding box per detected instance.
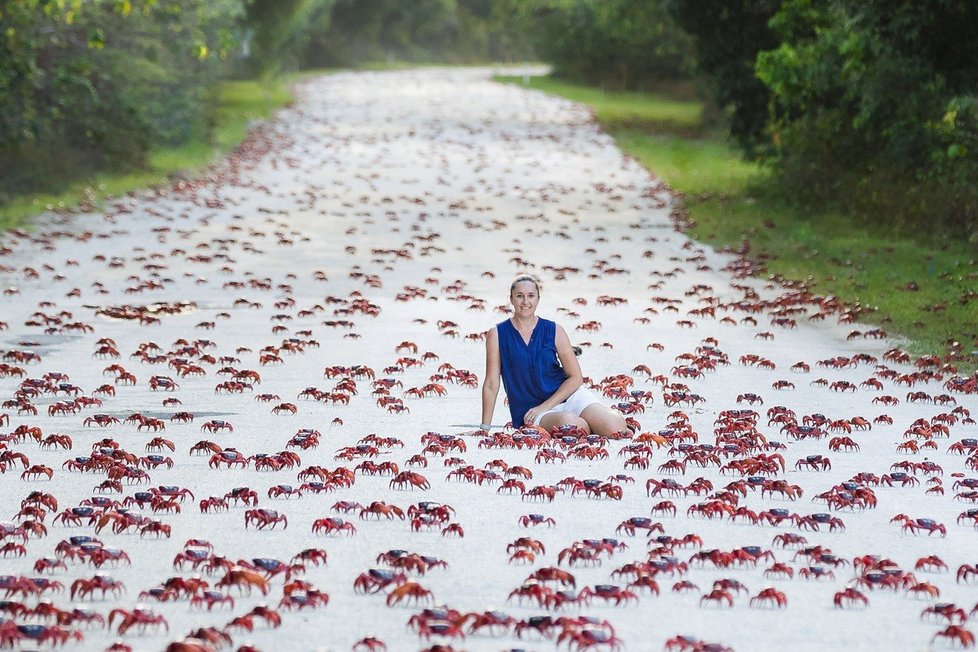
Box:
[0,77,295,231]
[496,75,978,371]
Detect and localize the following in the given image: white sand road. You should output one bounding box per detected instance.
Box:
[0,67,975,652]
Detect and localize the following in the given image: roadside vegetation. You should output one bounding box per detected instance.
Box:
[497,74,978,369]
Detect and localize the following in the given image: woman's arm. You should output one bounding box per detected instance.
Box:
[522,324,583,425]
[480,327,501,428]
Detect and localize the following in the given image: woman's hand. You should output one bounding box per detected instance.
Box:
[523,406,545,426]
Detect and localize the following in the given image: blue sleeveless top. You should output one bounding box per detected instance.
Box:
[497,318,567,425]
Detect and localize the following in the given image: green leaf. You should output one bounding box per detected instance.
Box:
[88,28,105,49]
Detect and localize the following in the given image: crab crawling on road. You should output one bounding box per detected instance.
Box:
[891,514,946,537]
[244,509,288,530]
[200,420,233,434]
[354,569,408,594]
[108,608,168,634]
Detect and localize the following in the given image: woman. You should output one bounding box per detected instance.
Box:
[477,274,629,437]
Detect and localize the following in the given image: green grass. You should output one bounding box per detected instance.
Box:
[496,74,978,370]
[214,78,294,149]
[0,77,295,231]
[498,75,703,135]
[614,129,756,196]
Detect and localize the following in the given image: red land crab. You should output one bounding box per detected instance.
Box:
[108,607,168,635]
[244,509,287,530]
[312,517,356,536]
[200,420,233,434]
[354,569,408,594]
[70,575,124,600]
[385,581,434,607]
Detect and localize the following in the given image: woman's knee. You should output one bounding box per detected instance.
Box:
[539,411,590,433]
[581,404,627,436]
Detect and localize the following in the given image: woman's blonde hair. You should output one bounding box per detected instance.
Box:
[510,274,541,294]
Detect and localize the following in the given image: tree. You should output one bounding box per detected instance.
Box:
[0,0,246,197]
[664,0,780,156]
[244,0,335,75]
[754,0,978,234]
[525,0,693,89]
[299,0,532,67]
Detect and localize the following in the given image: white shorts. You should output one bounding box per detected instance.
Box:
[533,386,602,425]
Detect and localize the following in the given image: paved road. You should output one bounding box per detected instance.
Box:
[0,68,975,652]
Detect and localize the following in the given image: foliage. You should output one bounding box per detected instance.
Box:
[456,0,535,62]
[243,0,335,75]
[667,0,978,239]
[754,0,978,238]
[0,0,245,200]
[663,0,780,157]
[300,0,533,68]
[521,0,693,89]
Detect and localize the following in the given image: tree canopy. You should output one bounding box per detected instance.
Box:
[664,0,780,156]
[0,0,245,196]
[661,0,977,237]
[300,0,532,68]
[522,0,693,89]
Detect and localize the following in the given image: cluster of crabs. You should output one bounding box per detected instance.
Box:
[0,69,977,652]
[3,326,976,652]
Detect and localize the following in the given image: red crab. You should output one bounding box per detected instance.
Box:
[244,509,288,530]
[200,420,233,434]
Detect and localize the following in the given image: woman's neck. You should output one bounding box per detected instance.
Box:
[511,314,538,330]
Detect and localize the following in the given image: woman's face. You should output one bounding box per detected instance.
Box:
[510,280,539,318]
